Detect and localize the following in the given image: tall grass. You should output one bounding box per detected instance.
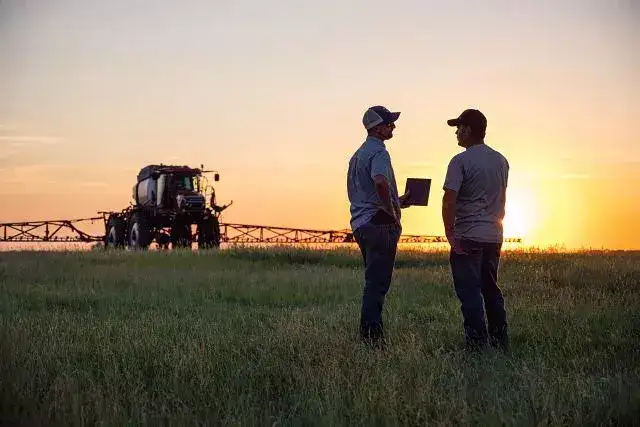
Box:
[1,247,638,426]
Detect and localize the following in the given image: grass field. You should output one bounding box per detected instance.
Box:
[1,246,639,426]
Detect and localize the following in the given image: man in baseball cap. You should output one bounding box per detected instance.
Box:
[442,107,510,353]
[362,105,401,131]
[347,105,410,348]
[446,109,487,145]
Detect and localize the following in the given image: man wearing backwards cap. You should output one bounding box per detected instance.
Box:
[442,108,510,352]
[347,105,411,347]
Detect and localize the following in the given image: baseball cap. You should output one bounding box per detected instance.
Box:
[447,109,487,132]
[363,105,401,130]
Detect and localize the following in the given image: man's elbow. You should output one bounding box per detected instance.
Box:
[373,175,388,187]
[373,175,389,193]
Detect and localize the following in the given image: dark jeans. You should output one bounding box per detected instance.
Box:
[449,239,508,351]
[353,221,402,343]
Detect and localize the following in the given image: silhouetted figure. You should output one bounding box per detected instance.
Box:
[347,105,411,347]
[442,109,509,352]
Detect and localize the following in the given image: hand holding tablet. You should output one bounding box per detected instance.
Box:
[403,178,431,206]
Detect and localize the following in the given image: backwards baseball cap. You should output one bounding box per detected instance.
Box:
[362,105,401,130]
[447,109,487,132]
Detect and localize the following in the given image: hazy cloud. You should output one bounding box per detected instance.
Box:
[0,164,132,196]
[559,173,592,180]
[0,133,64,168]
[0,135,62,146]
[79,181,109,188]
[0,164,63,176]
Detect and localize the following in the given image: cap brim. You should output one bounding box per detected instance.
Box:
[389,112,401,122]
[447,118,460,126]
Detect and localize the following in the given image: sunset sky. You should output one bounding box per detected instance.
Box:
[1,0,638,249]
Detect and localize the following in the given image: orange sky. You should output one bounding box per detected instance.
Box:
[1,1,638,250]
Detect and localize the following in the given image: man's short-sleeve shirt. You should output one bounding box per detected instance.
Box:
[347,137,400,231]
[443,143,509,243]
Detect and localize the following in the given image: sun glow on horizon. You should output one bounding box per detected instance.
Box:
[503,188,537,240]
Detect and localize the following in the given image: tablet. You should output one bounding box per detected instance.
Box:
[404,178,431,206]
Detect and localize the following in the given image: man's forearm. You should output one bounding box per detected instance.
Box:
[375,181,398,220]
[442,197,456,239]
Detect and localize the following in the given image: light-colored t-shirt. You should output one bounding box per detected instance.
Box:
[347,137,400,231]
[443,143,509,243]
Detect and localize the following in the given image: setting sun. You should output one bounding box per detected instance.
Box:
[503,188,537,240]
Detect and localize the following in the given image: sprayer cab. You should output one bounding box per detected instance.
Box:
[133,165,202,211]
[104,164,226,250]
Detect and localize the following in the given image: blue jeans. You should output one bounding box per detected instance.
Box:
[449,239,508,350]
[353,222,402,342]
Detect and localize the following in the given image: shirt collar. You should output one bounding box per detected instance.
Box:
[465,142,485,151]
[364,136,385,147]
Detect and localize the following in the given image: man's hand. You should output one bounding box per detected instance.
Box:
[447,234,467,255]
[392,205,401,226]
[399,191,411,209]
[389,202,401,227]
